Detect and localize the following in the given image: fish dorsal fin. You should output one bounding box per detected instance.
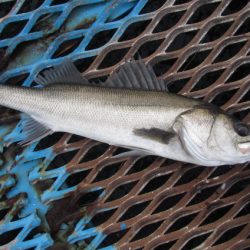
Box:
[35,59,89,86]
[103,60,167,91]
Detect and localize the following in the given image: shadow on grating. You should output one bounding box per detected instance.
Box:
[226,62,250,83]
[155,240,177,250]
[126,156,157,174]
[187,2,220,24]
[86,29,116,50]
[34,132,64,151]
[182,233,211,250]
[222,0,249,16]
[179,49,212,71]
[235,17,250,35]
[166,212,198,233]
[17,0,44,14]
[167,77,191,93]
[98,229,129,248]
[153,10,186,33]
[0,20,28,40]
[140,0,167,14]
[98,47,129,69]
[3,73,30,87]
[30,13,61,33]
[153,57,177,76]
[213,40,247,63]
[213,224,247,246]
[138,39,164,58]
[233,110,249,121]
[0,2,15,18]
[92,162,123,182]
[0,229,20,245]
[211,89,238,107]
[201,204,233,226]
[47,150,78,170]
[119,200,151,222]
[201,21,233,43]
[79,143,109,163]
[131,220,164,242]
[52,36,84,58]
[118,20,151,42]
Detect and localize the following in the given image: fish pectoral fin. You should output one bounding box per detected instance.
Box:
[112,145,154,159]
[35,59,90,86]
[112,150,149,159]
[133,127,176,144]
[18,114,52,146]
[103,60,167,91]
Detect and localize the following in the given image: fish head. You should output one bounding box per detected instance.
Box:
[173,107,250,166]
[210,113,250,163]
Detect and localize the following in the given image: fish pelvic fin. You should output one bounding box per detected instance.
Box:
[112,145,154,159]
[112,150,149,159]
[103,60,168,91]
[35,59,90,86]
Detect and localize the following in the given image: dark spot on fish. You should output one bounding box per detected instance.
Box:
[134,127,176,144]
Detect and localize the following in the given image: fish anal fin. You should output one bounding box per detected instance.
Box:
[18,115,52,146]
[35,59,89,86]
[134,127,176,144]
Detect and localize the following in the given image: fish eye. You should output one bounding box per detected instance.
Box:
[234,122,249,137]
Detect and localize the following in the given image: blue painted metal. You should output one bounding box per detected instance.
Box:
[0,0,150,248]
[0,213,53,250]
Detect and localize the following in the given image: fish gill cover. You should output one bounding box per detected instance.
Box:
[0,0,249,249]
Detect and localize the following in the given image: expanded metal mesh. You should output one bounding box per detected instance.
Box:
[0,0,249,249]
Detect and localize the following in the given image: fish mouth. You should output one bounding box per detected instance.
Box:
[238,141,250,154]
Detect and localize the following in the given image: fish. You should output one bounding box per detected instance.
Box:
[0,59,249,166]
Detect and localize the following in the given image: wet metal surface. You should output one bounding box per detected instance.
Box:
[0,0,249,249]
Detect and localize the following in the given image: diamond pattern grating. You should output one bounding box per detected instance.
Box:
[0,0,249,249]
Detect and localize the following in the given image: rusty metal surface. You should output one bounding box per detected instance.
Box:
[0,0,250,249]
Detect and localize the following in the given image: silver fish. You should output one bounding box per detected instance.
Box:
[0,60,249,166]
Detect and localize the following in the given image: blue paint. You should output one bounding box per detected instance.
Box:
[86,232,107,250]
[12,234,53,250]
[0,175,15,190]
[0,213,53,250]
[68,215,109,249]
[120,223,126,230]
[99,246,117,250]
[5,159,49,217]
